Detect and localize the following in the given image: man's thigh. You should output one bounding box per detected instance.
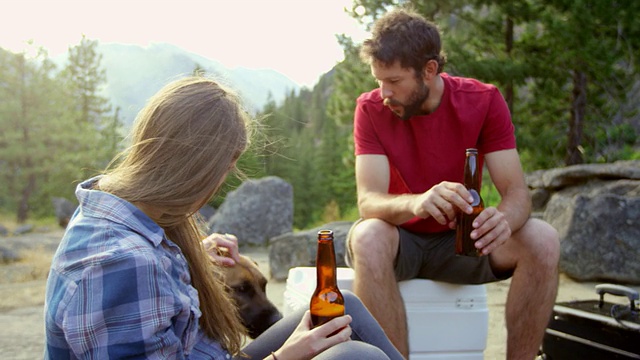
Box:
[488,217,558,274]
[396,227,511,284]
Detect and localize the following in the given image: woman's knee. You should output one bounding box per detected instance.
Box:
[342,290,362,311]
[315,340,390,360]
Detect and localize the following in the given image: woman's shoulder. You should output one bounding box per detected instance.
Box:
[53,216,165,280]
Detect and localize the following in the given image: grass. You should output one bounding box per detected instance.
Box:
[481,181,501,208]
[0,212,58,232]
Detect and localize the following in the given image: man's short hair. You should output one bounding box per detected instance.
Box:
[360,7,447,75]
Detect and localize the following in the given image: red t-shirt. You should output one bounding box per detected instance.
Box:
[353,73,516,233]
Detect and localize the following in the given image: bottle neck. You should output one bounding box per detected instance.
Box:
[464,152,480,191]
[316,239,338,288]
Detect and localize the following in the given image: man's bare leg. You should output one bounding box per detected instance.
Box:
[349,219,409,359]
[493,219,560,360]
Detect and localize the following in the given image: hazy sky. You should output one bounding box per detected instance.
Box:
[1,0,369,87]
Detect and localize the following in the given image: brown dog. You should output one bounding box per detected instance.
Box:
[220,254,283,338]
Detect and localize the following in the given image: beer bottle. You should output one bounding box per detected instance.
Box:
[455,148,485,257]
[310,229,345,328]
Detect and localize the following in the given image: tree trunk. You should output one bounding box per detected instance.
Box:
[17,173,36,223]
[566,70,587,165]
[15,54,35,224]
[17,105,35,223]
[17,88,35,223]
[505,16,514,113]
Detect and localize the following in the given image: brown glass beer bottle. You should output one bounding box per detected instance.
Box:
[455,148,485,257]
[310,229,345,328]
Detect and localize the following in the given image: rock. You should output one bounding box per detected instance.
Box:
[542,176,640,284]
[525,169,546,189]
[530,188,551,211]
[0,246,22,264]
[198,204,216,223]
[52,197,77,228]
[208,176,293,246]
[0,224,8,236]
[268,221,353,281]
[13,224,34,236]
[526,160,640,283]
[597,179,640,196]
[35,226,51,233]
[527,160,640,190]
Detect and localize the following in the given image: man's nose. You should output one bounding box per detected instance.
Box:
[380,84,392,99]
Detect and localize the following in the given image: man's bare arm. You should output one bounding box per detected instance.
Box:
[484,149,531,234]
[355,155,417,224]
[356,154,472,226]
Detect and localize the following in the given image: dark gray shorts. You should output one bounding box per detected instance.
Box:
[345,221,512,284]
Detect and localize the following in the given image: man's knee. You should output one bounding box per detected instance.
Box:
[348,219,398,262]
[519,218,560,268]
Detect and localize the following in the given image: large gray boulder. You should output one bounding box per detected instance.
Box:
[208,176,293,247]
[532,160,640,284]
[198,204,216,223]
[268,221,353,281]
[546,189,640,284]
[526,160,640,190]
[52,197,77,228]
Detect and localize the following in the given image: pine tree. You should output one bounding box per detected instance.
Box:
[0,46,77,221]
[59,35,118,169]
[521,0,640,164]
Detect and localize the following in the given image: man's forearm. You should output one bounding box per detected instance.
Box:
[358,192,419,225]
[496,187,532,234]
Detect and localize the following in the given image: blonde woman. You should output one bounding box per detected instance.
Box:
[44,77,402,360]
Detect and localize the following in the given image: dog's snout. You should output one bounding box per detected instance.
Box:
[268,310,283,326]
[224,255,283,339]
[246,308,283,339]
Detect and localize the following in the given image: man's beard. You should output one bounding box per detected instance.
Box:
[385,81,430,121]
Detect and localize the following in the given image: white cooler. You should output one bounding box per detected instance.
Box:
[284,267,488,360]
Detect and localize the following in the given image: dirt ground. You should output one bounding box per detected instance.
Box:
[1,230,637,359]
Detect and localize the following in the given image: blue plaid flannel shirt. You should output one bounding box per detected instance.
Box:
[44,177,231,359]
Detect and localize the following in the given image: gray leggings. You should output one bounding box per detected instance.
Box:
[238,291,403,360]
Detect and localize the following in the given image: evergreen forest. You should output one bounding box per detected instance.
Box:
[1,0,639,230]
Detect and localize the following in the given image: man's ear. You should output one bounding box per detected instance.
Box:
[423,59,438,80]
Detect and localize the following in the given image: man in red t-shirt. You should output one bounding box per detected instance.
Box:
[345,8,560,359]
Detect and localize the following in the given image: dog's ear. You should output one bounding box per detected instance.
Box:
[208,259,226,279]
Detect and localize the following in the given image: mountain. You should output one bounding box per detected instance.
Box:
[92,43,301,125]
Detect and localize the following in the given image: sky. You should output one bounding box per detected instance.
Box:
[1,0,370,87]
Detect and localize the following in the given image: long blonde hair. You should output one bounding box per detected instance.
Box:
[98,76,249,354]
